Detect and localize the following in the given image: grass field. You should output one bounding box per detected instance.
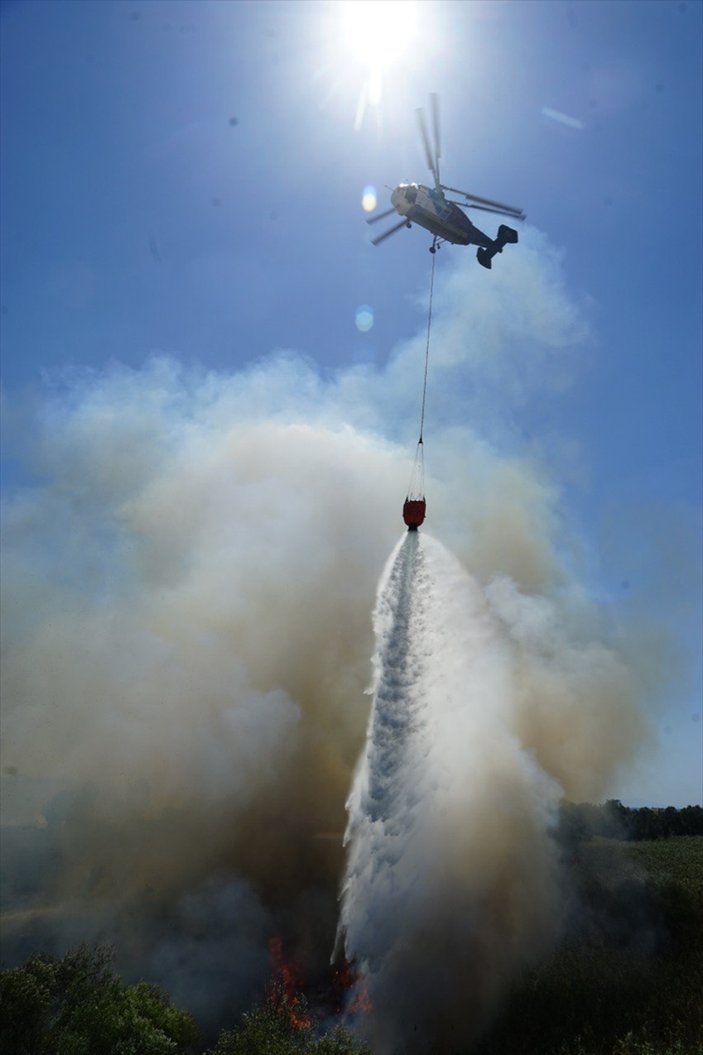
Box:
[472,836,703,1055]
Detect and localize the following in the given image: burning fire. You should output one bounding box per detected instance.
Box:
[268,935,314,1030]
[333,958,373,1015]
[266,937,372,1032]
[349,983,372,1014]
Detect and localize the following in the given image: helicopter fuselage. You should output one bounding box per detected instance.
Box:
[390,183,493,249]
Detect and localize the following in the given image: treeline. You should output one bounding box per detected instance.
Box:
[559,798,703,842]
[3,833,702,1055]
[0,945,369,1055]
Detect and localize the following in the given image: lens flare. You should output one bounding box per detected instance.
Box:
[355,305,374,332]
[361,186,378,213]
[541,106,585,130]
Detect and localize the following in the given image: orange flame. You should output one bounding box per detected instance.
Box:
[349,983,373,1014]
[268,935,313,1030]
[332,957,373,1014]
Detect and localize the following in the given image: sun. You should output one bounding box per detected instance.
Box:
[340,0,417,108]
[341,0,417,71]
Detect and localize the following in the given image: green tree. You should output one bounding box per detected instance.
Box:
[0,944,199,1055]
[206,983,370,1055]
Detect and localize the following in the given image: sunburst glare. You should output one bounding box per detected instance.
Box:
[341,1,417,125]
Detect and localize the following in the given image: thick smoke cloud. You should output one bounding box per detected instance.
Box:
[1,233,648,1037]
[1,390,403,1020]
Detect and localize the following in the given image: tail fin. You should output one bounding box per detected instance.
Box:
[476,225,519,268]
[476,247,493,269]
[497,224,518,245]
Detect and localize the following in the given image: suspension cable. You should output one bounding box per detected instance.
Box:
[418,242,436,444]
[406,243,437,500]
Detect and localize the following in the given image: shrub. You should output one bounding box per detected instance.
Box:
[0,944,199,1055]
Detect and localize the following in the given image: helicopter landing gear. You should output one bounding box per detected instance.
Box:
[406,222,412,228]
[429,237,440,254]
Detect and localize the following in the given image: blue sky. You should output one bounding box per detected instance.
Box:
[1,0,701,809]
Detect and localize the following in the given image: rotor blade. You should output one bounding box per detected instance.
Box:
[441,185,525,219]
[430,93,441,184]
[371,219,408,246]
[416,107,438,185]
[366,206,398,225]
[468,203,524,218]
[447,200,525,219]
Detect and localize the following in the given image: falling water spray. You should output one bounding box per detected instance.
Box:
[337,532,564,1053]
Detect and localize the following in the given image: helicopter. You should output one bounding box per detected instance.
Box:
[367,94,525,268]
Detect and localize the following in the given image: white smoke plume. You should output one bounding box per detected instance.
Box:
[337,531,638,1051]
[0,235,654,1035]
